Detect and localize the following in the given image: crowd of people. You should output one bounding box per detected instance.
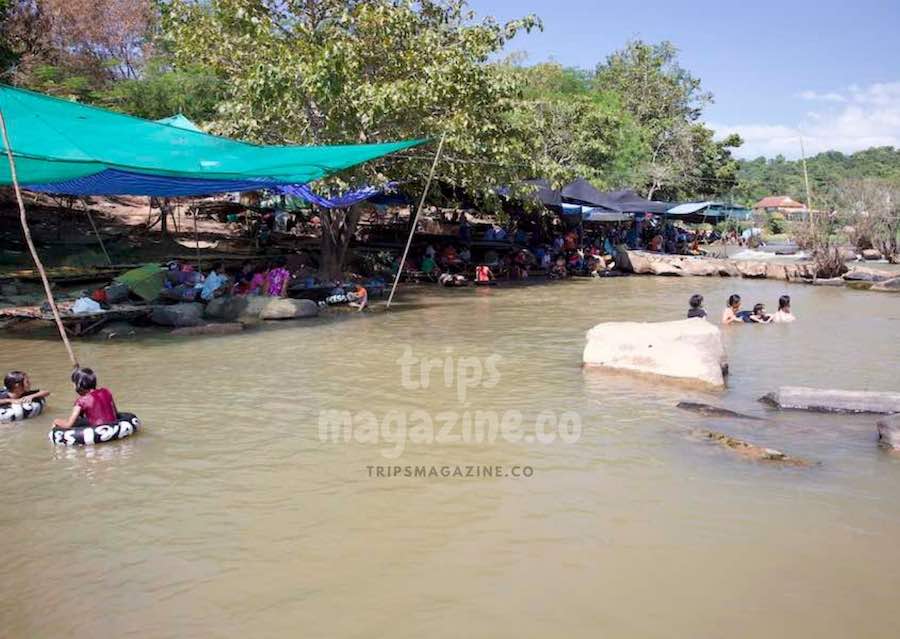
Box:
[159,255,369,310]
[686,293,796,324]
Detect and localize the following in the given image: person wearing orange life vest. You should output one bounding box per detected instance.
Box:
[475,264,494,283]
[348,284,368,311]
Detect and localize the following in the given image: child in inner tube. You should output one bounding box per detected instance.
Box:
[53,367,119,430]
[0,371,51,406]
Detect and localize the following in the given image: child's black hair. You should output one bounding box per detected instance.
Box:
[689,294,703,309]
[727,294,741,307]
[4,370,26,390]
[778,294,791,310]
[753,303,765,314]
[71,367,97,394]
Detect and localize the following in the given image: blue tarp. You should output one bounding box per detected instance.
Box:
[27,168,282,197]
[275,183,397,209]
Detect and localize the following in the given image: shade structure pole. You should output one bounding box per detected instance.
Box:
[81,198,112,265]
[0,107,78,367]
[386,133,445,309]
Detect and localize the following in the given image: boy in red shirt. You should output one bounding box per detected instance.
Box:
[53,367,119,429]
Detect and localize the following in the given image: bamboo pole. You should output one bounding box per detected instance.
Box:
[0,108,79,367]
[386,133,446,309]
[800,136,814,229]
[81,199,112,265]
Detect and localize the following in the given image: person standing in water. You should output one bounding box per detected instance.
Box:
[721,294,742,324]
[687,294,707,319]
[772,295,796,323]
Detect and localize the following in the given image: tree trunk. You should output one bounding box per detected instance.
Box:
[318,205,363,280]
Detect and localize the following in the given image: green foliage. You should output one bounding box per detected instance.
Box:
[161,0,542,206]
[765,212,786,235]
[97,58,224,122]
[733,147,900,206]
[592,40,741,200]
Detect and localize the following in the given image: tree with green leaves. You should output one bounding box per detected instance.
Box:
[594,40,741,200]
[162,0,542,277]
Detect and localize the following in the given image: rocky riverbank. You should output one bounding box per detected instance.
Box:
[615,248,900,291]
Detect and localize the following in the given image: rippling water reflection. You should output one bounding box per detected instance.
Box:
[2,277,899,638]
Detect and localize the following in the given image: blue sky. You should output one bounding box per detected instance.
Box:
[470,0,900,159]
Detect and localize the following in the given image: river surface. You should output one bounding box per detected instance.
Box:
[2,277,900,638]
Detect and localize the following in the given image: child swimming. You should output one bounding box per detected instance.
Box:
[687,294,707,319]
[52,367,119,429]
[0,371,50,406]
[721,294,742,324]
[772,295,796,323]
[749,303,772,323]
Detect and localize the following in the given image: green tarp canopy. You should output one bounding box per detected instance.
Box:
[0,84,425,190]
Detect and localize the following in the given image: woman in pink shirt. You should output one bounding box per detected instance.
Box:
[264,256,291,297]
[53,367,119,429]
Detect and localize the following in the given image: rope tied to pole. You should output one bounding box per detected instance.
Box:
[0,106,79,368]
[386,133,446,309]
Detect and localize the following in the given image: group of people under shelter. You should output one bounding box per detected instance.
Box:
[398,217,635,285]
[685,293,796,324]
[158,254,368,310]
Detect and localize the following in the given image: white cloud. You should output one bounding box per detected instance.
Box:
[711,81,900,158]
[798,90,846,103]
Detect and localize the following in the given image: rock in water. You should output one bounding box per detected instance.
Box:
[877,415,900,450]
[583,319,727,388]
[259,298,319,320]
[150,302,204,327]
[761,387,900,414]
[861,248,883,261]
[676,401,762,420]
[870,276,900,293]
[842,266,894,283]
[171,322,244,336]
[736,261,767,278]
[691,428,813,466]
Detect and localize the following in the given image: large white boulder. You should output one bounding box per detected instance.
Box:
[583,318,727,387]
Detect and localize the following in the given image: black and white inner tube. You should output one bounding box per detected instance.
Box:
[49,412,141,446]
[0,397,45,423]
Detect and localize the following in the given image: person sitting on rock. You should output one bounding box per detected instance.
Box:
[687,294,707,319]
[199,262,230,302]
[264,257,291,297]
[771,295,796,323]
[0,371,50,407]
[721,294,743,325]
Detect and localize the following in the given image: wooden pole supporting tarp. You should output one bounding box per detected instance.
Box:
[386,133,446,309]
[0,107,79,367]
[80,198,113,265]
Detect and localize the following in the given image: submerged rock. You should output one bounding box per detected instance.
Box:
[171,322,244,336]
[842,266,894,283]
[877,415,900,450]
[691,428,814,466]
[259,298,319,320]
[676,401,762,420]
[870,276,900,293]
[761,386,900,414]
[150,302,204,327]
[812,277,846,287]
[583,318,727,388]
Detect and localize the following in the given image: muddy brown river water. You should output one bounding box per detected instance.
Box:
[2,276,899,638]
